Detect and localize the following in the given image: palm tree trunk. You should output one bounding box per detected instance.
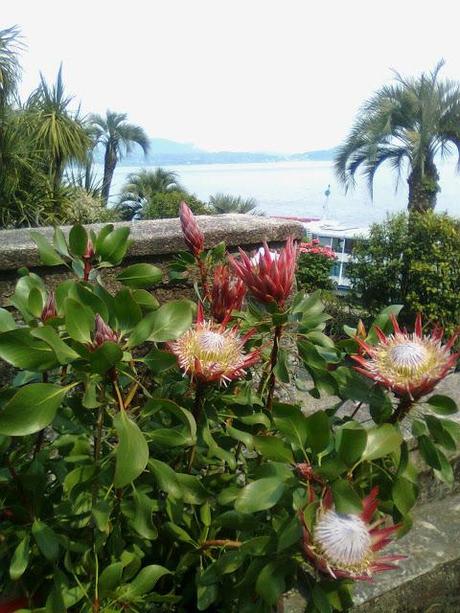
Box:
[407,163,439,213]
[101,146,116,205]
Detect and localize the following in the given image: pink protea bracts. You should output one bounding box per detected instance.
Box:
[352,314,459,400]
[168,304,260,384]
[302,487,405,580]
[41,291,58,322]
[179,201,205,257]
[91,314,120,349]
[229,237,297,307]
[211,264,246,323]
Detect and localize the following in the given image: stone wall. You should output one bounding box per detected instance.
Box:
[0,214,304,306]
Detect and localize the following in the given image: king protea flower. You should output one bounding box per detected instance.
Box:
[168,304,260,384]
[179,201,205,257]
[211,264,246,323]
[91,314,120,349]
[352,314,458,400]
[229,237,297,307]
[302,487,404,580]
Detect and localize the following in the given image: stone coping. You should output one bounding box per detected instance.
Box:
[0,215,304,271]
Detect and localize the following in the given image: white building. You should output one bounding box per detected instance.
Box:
[301,219,370,289]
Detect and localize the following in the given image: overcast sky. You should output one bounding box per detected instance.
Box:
[3,0,459,153]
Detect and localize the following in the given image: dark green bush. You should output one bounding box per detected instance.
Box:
[348,212,460,334]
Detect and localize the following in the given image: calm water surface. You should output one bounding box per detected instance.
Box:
[102,160,460,226]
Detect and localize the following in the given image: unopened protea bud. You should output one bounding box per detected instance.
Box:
[211,265,246,323]
[179,201,204,257]
[302,487,405,580]
[83,239,95,260]
[229,237,297,307]
[91,314,119,349]
[41,291,57,322]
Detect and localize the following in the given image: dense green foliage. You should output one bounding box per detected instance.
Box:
[208,193,260,215]
[141,190,208,220]
[335,61,460,212]
[0,220,458,611]
[348,211,460,334]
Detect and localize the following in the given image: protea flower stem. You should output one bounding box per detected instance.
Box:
[188,381,206,472]
[266,324,283,411]
[389,396,414,423]
[197,258,210,301]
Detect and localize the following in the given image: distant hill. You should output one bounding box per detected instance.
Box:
[94,138,337,166]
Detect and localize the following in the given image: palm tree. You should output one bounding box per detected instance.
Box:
[117,168,183,220]
[208,192,261,215]
[89,111,149,204]
[335,61,460,212]
[0,25,22,109]
[26,65,90,191]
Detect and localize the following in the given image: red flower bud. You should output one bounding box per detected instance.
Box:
[179,201,204,257]
[229,237,297,307]
[211,265,246,323]
[41,291,57,322]
[83,239,95,260]
[91,314,119,349]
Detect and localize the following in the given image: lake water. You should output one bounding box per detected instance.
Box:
[102,159,460,226]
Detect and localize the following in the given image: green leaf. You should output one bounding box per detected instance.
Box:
[53,226,69,257]
[256,561,287,606]
[312,585,332,613]
[123,565,171,598]
[0,328,58,371]
[113,288,142,332]
[64,298,94,343]
[69,224,88,257]
[363,424,403,461]
[28,287,44,318]
[30,231,66,266]
[277,517,302,552]
[131,489,158,540]
[392,476,417,515]
[254,435,294,463]
[175,473,210,504]
[99,562,123,597]
[331,480,362,514]
[335,422,367,466]
[0,383,69,436]
[148,458,182,499]
[143,349,177,374]
[89,342,123,374]
[305,410,330,453]
[31,326,79,365]
[273,349,290,383]
[235,477,285,513]
[417,435,441,470]
[425,415,457,451]
[97,227,131,265]
[0,308,16,333]
[32,519,59,560]
[132,289,160,310]
[426,395,458,415]
[9,535,30,580]
[197,583,218,610]
[226,424,254,451]
[117,263,163,288]
[272,403,309,449]
[113,411,149,487]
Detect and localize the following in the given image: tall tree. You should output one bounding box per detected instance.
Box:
[89,111,149,204]
[0,25,22,109]
[335,61,460,212]
[26,65,90,191]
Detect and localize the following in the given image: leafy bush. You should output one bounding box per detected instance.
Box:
[0,214,458,611]
[348,211,460,334]
[296,240,336,293]
[141,190,208,220]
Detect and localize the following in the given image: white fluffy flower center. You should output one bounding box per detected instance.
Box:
[389,342,428,372]
[197,331,226,353]
[313,510,371,566]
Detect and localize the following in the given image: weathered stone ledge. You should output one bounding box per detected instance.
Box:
[0,214,304,271]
